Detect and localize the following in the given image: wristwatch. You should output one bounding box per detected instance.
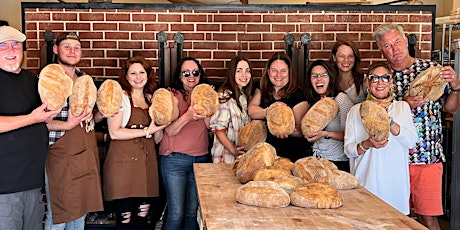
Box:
[143,127,152,139]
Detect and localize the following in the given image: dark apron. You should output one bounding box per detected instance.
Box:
[46,119,103,224]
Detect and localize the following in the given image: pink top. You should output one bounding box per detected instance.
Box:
[159,89,209,157]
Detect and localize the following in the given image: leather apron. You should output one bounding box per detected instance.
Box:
[103,99,159,200]
[46,119,103,224]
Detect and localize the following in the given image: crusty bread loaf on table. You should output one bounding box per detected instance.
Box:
[238,120,267,151]
[235,181,290,208]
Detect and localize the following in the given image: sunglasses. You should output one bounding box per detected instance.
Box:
[368,74,392,83]
[182,70,200,78]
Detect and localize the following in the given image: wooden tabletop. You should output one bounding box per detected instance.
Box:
[194,163,427,230]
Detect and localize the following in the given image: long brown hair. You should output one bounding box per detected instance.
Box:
[330,40,364,95]
[305,60,340,105]
[170,57,209,101]
[218,55,255,109]
[118,56,157,96]
[260,52,297,105]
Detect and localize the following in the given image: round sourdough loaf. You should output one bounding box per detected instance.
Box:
[149,88,179,126]
[359,100,390,142]
[272,157,294,172]
[409,65,445,101]
[290,183,343,209]
[96,79,123,117]
[38,64,73,111]
[69,75,97,117]
[235,142,276,184]
[301,97,338,137]
[237,120,267,151]
[268,175,304,194]
[235,181,290,208]
[266,102,295,136]
[329,170,358,190]
[191,83,218,117]
[292,156,333,183]
[252,166,292,181]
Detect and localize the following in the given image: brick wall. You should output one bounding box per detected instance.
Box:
[22,3,435,83]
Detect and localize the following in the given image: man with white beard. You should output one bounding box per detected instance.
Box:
[0,26,59,229]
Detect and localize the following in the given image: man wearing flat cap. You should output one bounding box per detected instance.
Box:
[0,26,59,229]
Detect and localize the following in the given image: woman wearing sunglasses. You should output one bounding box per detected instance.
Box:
[248,52,311,162]
[304,60,354,172]
[344,62,418,215]
[158,57,210,230]
[209,55,256,163]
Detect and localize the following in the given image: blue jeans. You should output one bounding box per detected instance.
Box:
[159,153,207,230]
[44,170,86,230]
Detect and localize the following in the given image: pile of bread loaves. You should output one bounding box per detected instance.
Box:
[232,141,358,209]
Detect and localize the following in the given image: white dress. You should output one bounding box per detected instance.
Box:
[344,101,418,215]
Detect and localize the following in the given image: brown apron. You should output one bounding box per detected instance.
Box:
[46,119,103,224]
[103,100,159,200]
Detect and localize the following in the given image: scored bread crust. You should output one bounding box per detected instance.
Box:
[252,166,292,181]
[237,120,267,151]
[290,183,343,209]
[409,65,446,101]
[268,175,304,194]
[292,156,332,183]
[69,75,97,117]
[301,97,338,137]
[359,100,390,142]
[329,170,358,190]
[266,102,295,136]
[96,79,123,117]
[235,142,277,184]
[272,157,294,172]
[149,88,179,126]
[235,181,290,208]
[191,84,219,117]
[38,64,73,111]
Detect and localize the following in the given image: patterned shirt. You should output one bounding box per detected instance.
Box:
[393,59,449,164]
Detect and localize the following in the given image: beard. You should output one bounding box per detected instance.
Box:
[2,62,21,73]
[57,56,79,67]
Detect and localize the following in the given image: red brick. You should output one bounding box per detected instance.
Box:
[171,24,195,32]
[145,24,169,32]
[131,32,155,40]
[312,15,335,23]
[106,13,130,21]
[82,50,104,58]
[214,15,238,22]
[360,50,384,59]
[196,24,220,32]
[238,33,261,42]
[222,24,246,32]
[93,41,117,48]
[26,41,38,49]
[120,23,143,31]
[182,42,192,49]
[26,23,37,30]
[119,41,143,49]
[25,13,51,21]
[79,13,104,21]
[385,15,409,23]
[28,68,40,75]
[107,50,131,58]
[249,42,272,50]
[274,41,285,50]
[66,23,91,31]
[299,24,323,32]
[182,33,205,41]
[309,51,331,60]
[105,32,129,40]
[158,14,182,22]
[38,23,64,31]
[361,32,374,41]
[240,42,249,50]
[194,42,217,50]
[27,59,39,69]
[410,15,432,23]
[361,15,384,23]
[144,42,159,50]
[81,68,103,76]
[53,13,77,21]
[218,42,241,50]
[421,34,432,42]
[187,51,212,59]
[79,32,103,40]
[263,15,286,23]
[238,15,261,23]
[93,23,117,31]
[93,59,118,67]
[205,69,227,78]
[201,60,225,68]
[336,33,360,42]
[349,24,372,32]
[312,33,334,41]
[288,15,310,23]
[26,32,38,39]
[421,24,432,32]
[324,24,347,32]
[238,51,262,60]
[308,42,322,50]
[336,15,359,22]
[78,59,91,67]
[247,24,270,33]
[212,33,236,41]
[91,9,116,13]
[184,15,207,22]
[133,14,156,22]
[356,41,371,50]
[420,42,431,51]
[273,24,295,32]
[262,33,284,41]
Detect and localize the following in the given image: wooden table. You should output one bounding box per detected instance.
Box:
[194,163,427,230]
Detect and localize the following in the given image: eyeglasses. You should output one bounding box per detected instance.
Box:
[0,41,22,51]
[270,68,288,75]
[182,70,200,78]
[311,72,329,79]
[368,74,392,83]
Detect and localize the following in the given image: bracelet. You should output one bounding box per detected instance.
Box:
[358,142,369,152]
[143,127,152,139]
[451,87,460,92]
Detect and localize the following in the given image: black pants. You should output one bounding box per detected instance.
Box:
[115,197,151,230]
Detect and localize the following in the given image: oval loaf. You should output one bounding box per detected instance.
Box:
[149,88,179,126]
[290,183,343,209]
[301,97,338,137]
[237,120,267,151]
[235,142,277,184]
[359,100,390,142]
[38,64,73,111]
[235,181,290,208]
[409,65,446,101]
[191,84,219,117]
[266,102,295,136]
[96,79,123,117]
[69,75,97,117]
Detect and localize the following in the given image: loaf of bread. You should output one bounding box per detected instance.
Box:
[237,120,267,151]
[38,64,73,111]
[69,75,97,116]
[359,100,390,142]
[290,183,343,209]
[235,181,290,208]
[292,156,332,183]
[149,88,179,126]
[409,65,446,101]
[235,142,277,184]
[252,166,292,181]
[272,157,294,172]
[301,97,338,137]
[268,175,304,194]
[96,79,123,117]
[191,83,219,117]
[329,170,358,190]
[266,102,295,136]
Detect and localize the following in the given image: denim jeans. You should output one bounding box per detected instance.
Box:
[44,170,86,230]
[159,153,207,230]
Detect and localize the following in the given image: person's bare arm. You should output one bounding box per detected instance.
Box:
[0,103,59,133]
